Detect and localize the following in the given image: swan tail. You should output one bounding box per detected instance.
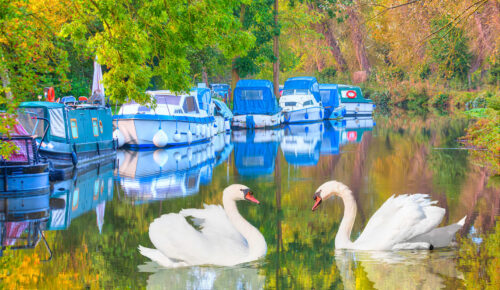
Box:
[138,245,186,268]
[457,216,467,227]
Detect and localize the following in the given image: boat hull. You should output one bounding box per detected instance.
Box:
[0,164,50,194]
[343,102,375,116]
[232,113,283,129]
[114,117,215,148]
[282,107,324,124]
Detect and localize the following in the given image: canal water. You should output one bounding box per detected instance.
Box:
[1,115,498,289]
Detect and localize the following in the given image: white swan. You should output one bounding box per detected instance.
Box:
[139,184,267,267]
[312,181,466,250]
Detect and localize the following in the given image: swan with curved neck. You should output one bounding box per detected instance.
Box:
[312,180,466,250]
[139,184,267,267]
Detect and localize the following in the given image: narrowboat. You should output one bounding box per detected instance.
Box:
[113,91,216,148]
[232,80,283,129]
[281,122,323,167]
[115,141,216,202]
[17,101,115,169]
[48,160,114,232]
[233,129,282,178]
[1,121,49,194]
[280,77,325,123]
[337,85,375,116]
[319,84,347,119]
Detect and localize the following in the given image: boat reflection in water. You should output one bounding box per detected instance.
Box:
[321,120,343,155]
[116,134,233,202]
[0,190,51,259]
[48,161,114,233]
[281,122,323,167]
[338,117,375,145]
[335,249,462,290]
[233,129,283,178]
[139,263,264,289]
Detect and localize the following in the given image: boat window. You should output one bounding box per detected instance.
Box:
[303,100,313,106]
[284,102,297,107]
[48,108,66,138]
[17,107,46,138]
[155,95,182,105]
[320,90,331,103]
[239,89,263,100]
[138,106,151,112]
[282,89,308,96]
[182,96,199,113]
[92,118,99,136]
[70,119,78,139]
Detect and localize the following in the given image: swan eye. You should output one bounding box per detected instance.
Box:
[313,190,321,200]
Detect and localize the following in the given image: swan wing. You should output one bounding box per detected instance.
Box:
[354,194,445,250]
[180,204,248,247]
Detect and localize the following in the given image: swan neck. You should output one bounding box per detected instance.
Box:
[335,188,357,249]
[223,196,266,258]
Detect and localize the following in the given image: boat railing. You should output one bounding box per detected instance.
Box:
[0,135,40,166]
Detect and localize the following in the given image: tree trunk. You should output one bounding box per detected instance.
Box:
[230,4,246,97]
[201,66,208,87]
[322,20,348,72]
[273,0,279,97]
[347,2,371,73]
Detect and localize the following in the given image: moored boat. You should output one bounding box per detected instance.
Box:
[280,77,325,123]
[232,80,283,129]
[113,91,216,148]
[17,101,115,170]
[319,84,347,119]
[337,85,375,116]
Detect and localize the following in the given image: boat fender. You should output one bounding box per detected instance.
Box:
[153,149,168,167]
[71,151,78,166]
[187,147,193,161]
[187,131,193,144]
[174,151,182,161]
[213,124,218,136]
[153,130,168,147]
[113,129,125,148]
[305,112,309,119]
[173,131,182,142]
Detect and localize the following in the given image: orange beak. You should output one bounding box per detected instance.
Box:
[312,196,322,211]
[245,192,260,204]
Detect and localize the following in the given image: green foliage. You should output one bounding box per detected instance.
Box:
[488,55,500,86]
[63,0,254,104]
[419,63,432,80]
[429,17,472,82]
[431,93,449,110]
[316,66,337,83]
[389,66,405,82]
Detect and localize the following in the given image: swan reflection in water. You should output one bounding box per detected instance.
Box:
[138,262,264,289]
[139,184,267,267]
[335,249,463,290]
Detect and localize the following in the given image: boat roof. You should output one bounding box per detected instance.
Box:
[319,84,339,89]
[20,101,65,109]
[283,77,321,102]
[236,79,274,89]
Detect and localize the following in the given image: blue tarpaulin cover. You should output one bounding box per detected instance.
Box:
[233,80,281,115]
[320,120,342,155]
[283,77,321,103]
[213,99,233,119]
[234,130,279,177]
[319,84,340,119]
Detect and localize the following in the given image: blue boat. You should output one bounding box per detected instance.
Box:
[232,80,283,129]
[17,101,116,169]
[281,123,323,166]
[233,129,282,178]
[113,91,216,148]
[280,77,325,123]
[210,83,231,103]
[319,84,347,119]
[1,123,49,194]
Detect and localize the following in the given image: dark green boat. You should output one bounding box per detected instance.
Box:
[17,101,116,172]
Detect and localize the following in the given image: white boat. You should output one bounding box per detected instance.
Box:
[113,91,216,148]
[280,77,325,123]
[232,80,283,129]
[320,84,375,116]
